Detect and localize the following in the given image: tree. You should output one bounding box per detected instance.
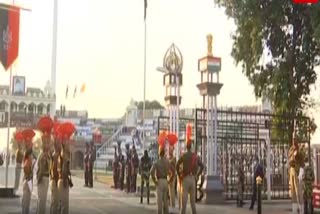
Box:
[134,100,165,110]
[215,0,320,143]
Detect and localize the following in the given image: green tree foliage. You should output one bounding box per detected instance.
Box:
[215,0,320,143]
[134,100,165,110]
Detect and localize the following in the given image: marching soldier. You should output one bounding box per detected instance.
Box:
[21,129,36,214]
[176,140,204,214]
[113,146,119,189]
[50,139,61,214]
[84,143,89,187]
[150,145,175,214]
[36,134,51,214]
[139,150,152,204]
[237,156,245,207]
[131,145,139,193]
[168,144,177,208]
[303,155,314,214]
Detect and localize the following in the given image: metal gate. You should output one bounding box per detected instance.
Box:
[156,108,311,200]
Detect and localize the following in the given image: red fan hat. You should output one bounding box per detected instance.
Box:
[158,131,167,151]
[186,123,192,142]
[57,122,76,142]
[167,133,178,146]
[15,131,24,143]
[37,116,53,136]
[22,128,35,149]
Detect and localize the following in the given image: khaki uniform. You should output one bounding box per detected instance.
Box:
[151,157,172,214]
[168,156,176,208]
[176,151,203,214]
[57,153,71,214]
[14,149,23,191]
[50,151,60,214]
[36,152,50,214]
[22,156,33,214]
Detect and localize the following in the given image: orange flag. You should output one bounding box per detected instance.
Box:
[80,83,86,93]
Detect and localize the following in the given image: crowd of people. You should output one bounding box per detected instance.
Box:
[12,116,76,214]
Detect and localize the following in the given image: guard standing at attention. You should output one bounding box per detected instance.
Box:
[50,138,61,214]
[139,150,152,204]
[84,143,89,187]
[131,145,139,193]
[176,139,204,214]
[112,146,119,189]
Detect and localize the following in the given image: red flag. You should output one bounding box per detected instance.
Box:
[0,3,20,70]
[293,0,318,3]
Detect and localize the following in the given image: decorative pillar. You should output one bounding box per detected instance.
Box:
[158,43,183,158]
[197,34,223,204]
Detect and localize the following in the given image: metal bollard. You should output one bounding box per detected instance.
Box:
[256,176,262,214]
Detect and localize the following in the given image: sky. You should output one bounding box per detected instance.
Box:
[1,0,320,144]
[0,0,259,118]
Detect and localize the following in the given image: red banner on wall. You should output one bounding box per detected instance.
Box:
[0,3,20,70]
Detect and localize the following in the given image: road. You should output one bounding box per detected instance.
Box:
[0,165,292,214]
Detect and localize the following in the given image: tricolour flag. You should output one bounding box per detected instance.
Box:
[0,3,20,70]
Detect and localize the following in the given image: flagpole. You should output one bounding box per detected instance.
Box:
[142,8,147,151]
[50,0,58,117]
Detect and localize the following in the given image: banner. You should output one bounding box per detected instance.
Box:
[0,3,20,70]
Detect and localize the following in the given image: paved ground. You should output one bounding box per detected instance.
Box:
[0,165,293,214]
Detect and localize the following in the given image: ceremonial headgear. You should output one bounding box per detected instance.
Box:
[186,123,192,146]
[57,122,76,143]
[167,133,178,146]
[21,128,35,149]
[158,131,167,153]
[14,131,24,143]
[37,116,53,135]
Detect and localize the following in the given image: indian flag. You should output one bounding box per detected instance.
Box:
[207,57,221,72]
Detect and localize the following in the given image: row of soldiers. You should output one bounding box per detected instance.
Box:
[112,142,140,193]
[16,117,75,214]
[83,142,96,188]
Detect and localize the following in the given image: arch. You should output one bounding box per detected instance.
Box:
[46,104,50,114]
[18,102,27,112]
[28,103,36,113]
[10,101,17,112]
[37,103,45,115]
[0,100,8,111]
[73,150,84,170]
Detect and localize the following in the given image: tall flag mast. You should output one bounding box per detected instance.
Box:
[51,0,58,117]
[142,0,147,150]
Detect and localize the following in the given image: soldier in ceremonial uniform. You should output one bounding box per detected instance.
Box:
[50,139,61,214]
[176,140,204,214]
[125,144,132,193]
[84,143,89,187]
[36,134,51,214]
[139,150,152,204]
[131,145,139,193]
[113,146,119,189]
[21,129,36,214]
[118,148,125,190]
[168,144,177,209]
[303,155,314,214]
[150,143,174,214]
[237,156,245,207]
[14,132,24,195]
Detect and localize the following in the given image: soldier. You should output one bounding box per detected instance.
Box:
[237,156,245,207]
[131,145,139,193]
[88,142,96,188]
[139,150,152,204]
[150,144,174,214]
[112,146,119,189]
[176,140,204,214]
[125,144,132,193]
[21,129,36,214]
[118,148,125,190]
[249,157,264,210]
[36,133,51,214]
[168,144,177,209]
[84,143,89,187]
[14,139,23,195]
[303,156,314,214]
[58,141,73,214]
[50,139,61,214]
